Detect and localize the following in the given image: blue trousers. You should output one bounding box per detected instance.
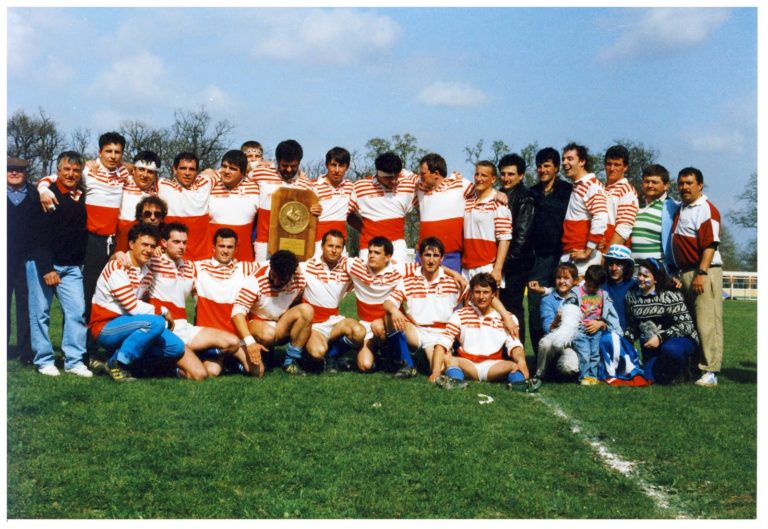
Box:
[96,314,184,367]
[642,337,697,384]
[573,327,603,380]
[25,261,88,370]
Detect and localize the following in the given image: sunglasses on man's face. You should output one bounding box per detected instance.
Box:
[142,210,165,219]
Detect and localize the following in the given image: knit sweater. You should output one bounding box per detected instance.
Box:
[623,288,699,344]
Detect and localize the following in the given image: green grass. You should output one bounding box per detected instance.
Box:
[6,298,756,519]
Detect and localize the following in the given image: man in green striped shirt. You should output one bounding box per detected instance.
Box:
[630,164,679,271]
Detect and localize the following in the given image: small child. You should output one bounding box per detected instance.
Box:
[571,265,622,385]
[529,262,580,388]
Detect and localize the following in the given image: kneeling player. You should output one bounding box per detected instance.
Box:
[231,250,313,376]
[302,230,365,371]
[432,273,531,390]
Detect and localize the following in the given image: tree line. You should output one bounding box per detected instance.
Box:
[7,106,756,271]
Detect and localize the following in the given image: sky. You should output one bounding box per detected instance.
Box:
[3,3,760,244]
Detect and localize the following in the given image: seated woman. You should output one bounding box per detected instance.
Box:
[623,258,699,384]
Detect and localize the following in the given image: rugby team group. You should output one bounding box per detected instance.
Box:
[6,132,724,390]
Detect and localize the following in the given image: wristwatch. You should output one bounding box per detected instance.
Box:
[697,268,708,276]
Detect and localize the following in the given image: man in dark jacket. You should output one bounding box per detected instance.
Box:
[26,152,92,377]
[7,156,35,362]
[498,154,535,347]
[527,147,573,355]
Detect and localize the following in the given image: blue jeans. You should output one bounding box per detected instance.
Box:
[572,327,603,380]
[96,314,185,367]
[26,260,88,370]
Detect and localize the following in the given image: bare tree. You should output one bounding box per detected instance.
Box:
[364,133,429,174]
[69,127,94,159]
[7,108,64,180]
[168,107,234,174]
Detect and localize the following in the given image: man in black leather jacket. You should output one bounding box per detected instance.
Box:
[498,154,535,350]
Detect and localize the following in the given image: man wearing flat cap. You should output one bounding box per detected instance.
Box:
[7,156,35,362]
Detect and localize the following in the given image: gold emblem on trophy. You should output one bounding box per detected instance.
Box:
[278,201,310,235]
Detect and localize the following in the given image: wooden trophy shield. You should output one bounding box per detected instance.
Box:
[267,187,318,261]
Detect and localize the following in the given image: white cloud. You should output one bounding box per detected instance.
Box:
[598,8,730,62]
[90,52,167,104]
[254,9,401,66]
[686,129,744,154]
[417,82,489,107]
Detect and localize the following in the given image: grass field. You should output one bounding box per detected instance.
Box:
[5,298,757,519]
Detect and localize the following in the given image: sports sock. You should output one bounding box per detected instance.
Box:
[386,331,414,368]
[283,343,303,367]
[199,347,222,360]
[445,366,465,381]
[507,371,526,384]
[326,340,340,359]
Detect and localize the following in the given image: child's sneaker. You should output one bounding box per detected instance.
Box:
[579,376,599,386]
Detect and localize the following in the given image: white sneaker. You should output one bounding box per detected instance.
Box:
[38,364,60,377]
[65,364,94,378]
[695,371,718,387]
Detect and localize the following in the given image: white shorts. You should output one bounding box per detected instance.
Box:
[359,239,410,267]
[470,359,505,382]
[462,264,505,289]
[172,319,204,344]
[311,315,346,339]
[414,326,446,351]
[561,250,602,277]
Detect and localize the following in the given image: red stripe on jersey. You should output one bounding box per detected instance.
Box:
[360,217,405,247]
[357,299,384,322]
[462,239,499,269]
[88,304,121,339]
[150,299,187,320]
[114,219,138,253]
[419,217,464,254]
[308,303,340,323]
[196,296,236,334]
[85,203,120,236]
[315,220,348,241]
[165,214,210,261]
[255,208,271,244]
[457,347,504,363]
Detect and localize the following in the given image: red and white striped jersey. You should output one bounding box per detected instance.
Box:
[147,253,196,321]
[346,257,406,323]
[249,166,316,246]
[207,173,260,262]
[88,260,160,338]
[561,173,608,253]
[436,304,516,363]
[603,178,639,245]
[349,171,417,249]
[115,177,158,253]
[300,256,352,323]
[231,264,306,322]
[312,175,354,241]
[462,193,513,269]
[671,194,722,269]
[159,173,216,261]
[387,267,466,328]
[416,175,473,254]
[193,258,258,334]
[38,160,131,236]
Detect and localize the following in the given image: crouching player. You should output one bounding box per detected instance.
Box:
[89,224,190,382]
[301,230,365,372]
[147,223,257,378]
[382,237,466,378]
[231,250,313,376]
[431,273,532,390]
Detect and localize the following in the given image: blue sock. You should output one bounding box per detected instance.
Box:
[445,366,465,381]
[507,371,526,384]
[386,331,414,368]
[283,343,302,367]
[326,340,340,359]
[200,347,222,360]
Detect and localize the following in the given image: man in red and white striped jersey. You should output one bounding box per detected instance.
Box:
[672,167,723,387]
[193,228,258,338]
[302,230,365,370]
[432,273,530,389]
[600,145,639,251]
[159,152,215,261]
[249,139,318,262]
[115,151,160,252]
[89,224,200,382]
[560,143,608,277]
[462,161,512,286]
[147,223,256,378]
[349,152,417,265]
[207,150,260,262]
[312,147,354,256]
[415,153,473,272]
[38,132,131,353]
[383,237,467,378]
[231,250,313,377]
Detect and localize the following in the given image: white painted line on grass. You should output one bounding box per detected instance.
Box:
[531,393,691,519]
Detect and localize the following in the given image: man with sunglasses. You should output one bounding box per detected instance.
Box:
[135,196,168,229]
